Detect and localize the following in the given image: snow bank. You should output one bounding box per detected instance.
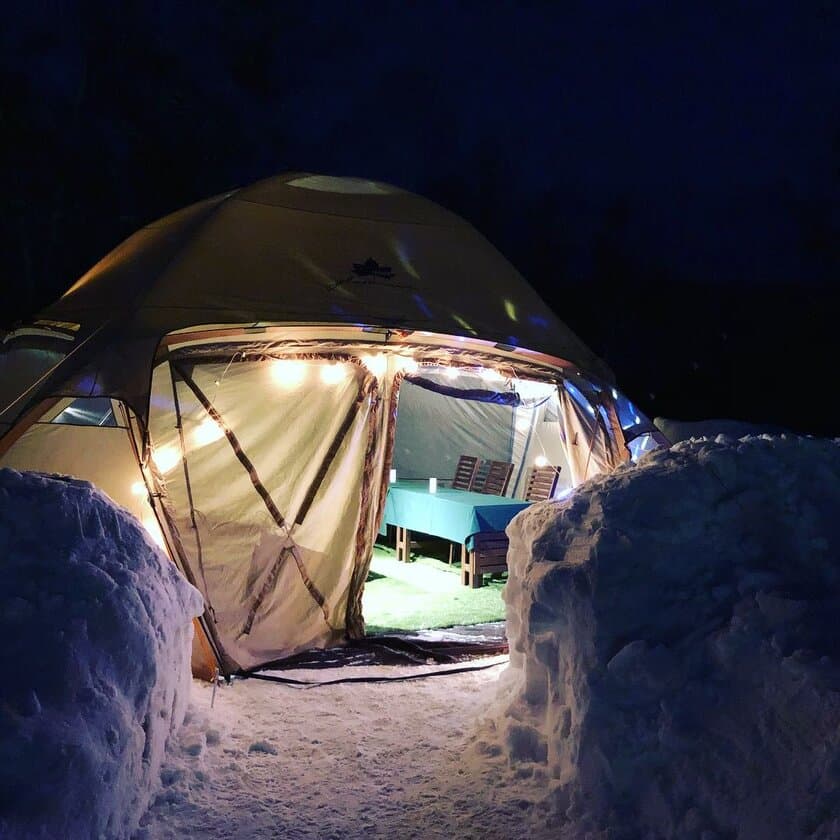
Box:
[0,469,204,840]
[654,415,789,444]
[493,434,840,839]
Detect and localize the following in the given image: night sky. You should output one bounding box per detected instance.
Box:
[2,2,837,434]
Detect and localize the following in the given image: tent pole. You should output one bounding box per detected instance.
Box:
[123,401,233,676]
[168,365,214,607]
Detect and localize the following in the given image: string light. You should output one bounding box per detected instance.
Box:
[534,454,549,468]
[271,359,306,388]
[361,354,388,377]
[479,367,504,383]
[320,362,347,384]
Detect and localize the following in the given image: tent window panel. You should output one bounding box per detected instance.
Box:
[564,380,597,417]
[0,422,148,521]
[613,388,646,430]
[50,397,118,427]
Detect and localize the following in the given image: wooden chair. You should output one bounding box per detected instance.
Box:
[460,532,509,588]
[524,465,561,501]
[451,454,480,490]
[480,460,514,496]
[446,454,481,564]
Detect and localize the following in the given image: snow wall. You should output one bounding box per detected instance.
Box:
[0,469,204,840]
[493,434,840,839]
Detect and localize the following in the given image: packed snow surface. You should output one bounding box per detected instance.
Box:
[5,434,838,839]
[496,434,840,838]
[138,433,840,839]
[138,661,528,840]
[654,415,789,443]
[0,469,203,840]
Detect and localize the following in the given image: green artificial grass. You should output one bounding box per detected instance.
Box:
[362,541,506,635]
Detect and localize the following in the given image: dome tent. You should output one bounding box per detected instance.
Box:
[0,173,660,676]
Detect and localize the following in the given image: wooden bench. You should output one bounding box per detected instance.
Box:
[460,531,509,588]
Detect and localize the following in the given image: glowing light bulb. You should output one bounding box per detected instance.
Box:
[152,444,181,474]
[361,354,388,377]
[479,367,504,383]
[131,480,146,497]
[271,359,306,388]
[320,362,346,384]
[193,417,224,446]
[534,454,549,468]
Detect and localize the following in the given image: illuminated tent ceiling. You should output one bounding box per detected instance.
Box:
[0,173,660,676]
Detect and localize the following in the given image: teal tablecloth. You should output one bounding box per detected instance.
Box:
[381,480,531,547]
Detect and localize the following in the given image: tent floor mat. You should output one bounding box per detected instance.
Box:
[242,622,508,672]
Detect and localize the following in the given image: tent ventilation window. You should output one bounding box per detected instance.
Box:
[51,397,117,427]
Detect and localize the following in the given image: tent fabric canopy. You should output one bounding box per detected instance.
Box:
[40,172,612,380]
[0,172,648,676]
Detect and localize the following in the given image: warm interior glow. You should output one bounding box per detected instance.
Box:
[141,514,167,549]
[534,454,549,468]
[130,480,146,497]
[271,359,307,388]
[398,357,419,374]
[151,444,181,474]
[479,367,505,383]
[320,362,347,384]
[443,366,459,380]
[193,416,224,446]
[515,414,531,433]
[361,353,388,377]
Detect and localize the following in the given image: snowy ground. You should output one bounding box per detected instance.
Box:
[5,433,839,839]
[0,469,202,840]
[137,658,556,840]
[139,433,840,839]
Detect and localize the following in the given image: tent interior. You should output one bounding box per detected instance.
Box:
[0,322,660,675]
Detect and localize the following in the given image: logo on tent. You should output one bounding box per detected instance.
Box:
[334,258,412,290]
